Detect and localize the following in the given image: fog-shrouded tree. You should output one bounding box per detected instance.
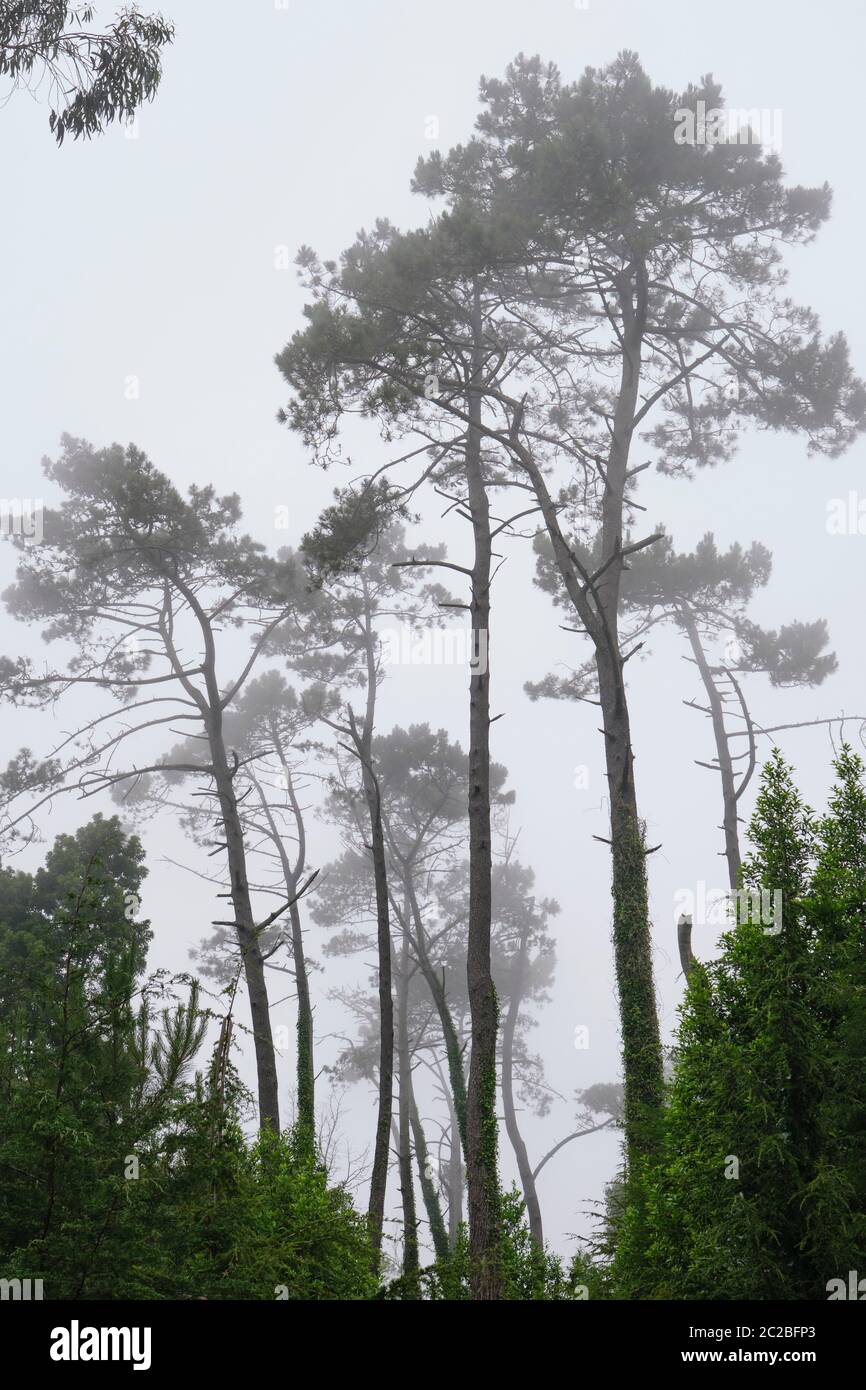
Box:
[0,2,173,144]
[406,53,865,1202]
[370,724,515,1266]
[316,723,566,1260]
[271,510,451,1261]
[116,668,333,1160]
[354,721,475,1278]
[309,717,474,1272]
[532,529,841,887]
[275,199,548,1302]
[0,435,315,1131]
[275,54,866,1258]
[494,858,557,1247]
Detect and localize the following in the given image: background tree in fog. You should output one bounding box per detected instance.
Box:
[532,528,840,887]
[119,669,332,1159]
[0,436,313,1131]
[273,508,450,1260]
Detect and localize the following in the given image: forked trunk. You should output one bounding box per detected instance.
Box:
[501,927,544,1247]
[409,1084,449,1262]
[210,732,280,1131]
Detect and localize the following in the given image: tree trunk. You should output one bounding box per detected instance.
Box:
[680,604,742,889]
[580,265,665,1175]
[446,1087,464,1247]
[409,1084,450,1263]
[279,757,317,1150]
[351,643,394,1263]
[397,923,419,1286]
[404,872,467,1153]
[501,926,544,1247]
[510,262,665,1181]
[464,277,502,1299]
[595,641,664,1172]
[252,769,315,1153]
[677,914,697,979]
[209,730,280,1131]
[288,897,315,1151]
[362,768,393,1261]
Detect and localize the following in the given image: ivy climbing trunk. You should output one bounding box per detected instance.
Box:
[288,897,315,1148]
[515,262,666,1180]
[595,641,664,1172]
[409,1085,449,1262]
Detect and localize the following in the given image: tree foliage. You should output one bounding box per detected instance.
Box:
[0,2,173,144]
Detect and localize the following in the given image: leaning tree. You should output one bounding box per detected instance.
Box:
[117,668,332,1157]
[0,435,314,1130]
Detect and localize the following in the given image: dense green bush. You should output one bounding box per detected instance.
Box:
[0,818,374,1301]
[614,748,866,1299]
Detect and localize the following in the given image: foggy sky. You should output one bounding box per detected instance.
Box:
[1,0,864,1258]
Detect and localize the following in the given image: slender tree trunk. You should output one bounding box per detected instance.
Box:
[510,265,665,1181]
[680,605,742,889]
[594,641,664,1171]
[677,913,697,979]
[279,757,317,1149]
[171,578,280,1132]
[404,873,467,1152]
[397,922,419,1286]
[593,265,665,1174]
[350,631,394,1263]
[408,1085,449,1263]
[253,771,315,1152]
[464,276,502,1299]
[209,730,280,1131]
[501,926,544,1247]
[288,897,315,1150]
[362,764,393,1260]
[446,1087,464,1246]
